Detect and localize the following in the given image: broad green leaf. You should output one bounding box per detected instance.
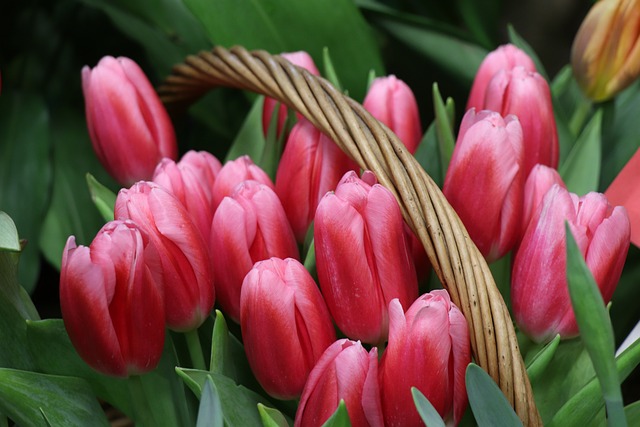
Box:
[412,387,446,427]
[432,83,455,173]
[507,24,548,81]
[565,224,626,426]
[454,0,500,49]
[0,369,109,427]
[225,96,267,163]
[210,310,237,380]
[0,212,20,252]
[625,400,640,425]
[258,404,289,427]
[321,400,351,427]
[559,110,602,196]
[466,363,523,427]
[414,123,442,187]
[322,47,343,92]
[0,92,52,293]
[182,0,384,100]
[86,173,117,223]
[196,376,224,427]
[526,334,561,383]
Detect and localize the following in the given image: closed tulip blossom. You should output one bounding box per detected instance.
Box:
[212,180,299,322]
[521,164,567,237]
[275,119,358,242]
[60,220,165,377]
[572,0,640,101]
[512,185,631,342]
[466,44,537,111]
[115,181,214,332]
[295,339,383,427]
[153,150,222,243]
[262,51,320,137]
[82,56,177,186]
[443,109,525,262]
[363,75,422,154]
[211,155,274,212]
[314,170,418,344]
[240,258,336,399]
[379,291,470,426]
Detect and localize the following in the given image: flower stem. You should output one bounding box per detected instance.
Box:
[128,375,157,427]
[185,329,207,371]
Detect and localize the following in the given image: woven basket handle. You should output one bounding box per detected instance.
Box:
[159,46,542,426]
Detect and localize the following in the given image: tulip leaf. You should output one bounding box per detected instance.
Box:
[432,83,455,174]
[526,334,561,383]
[466,363,523,427]
[564,223,627,427]
[210,310,236,381]
[182,0,383,100]
[86,173,117,223]
[0,368,109,427]
[258,404,290,427]
[414,122,443,187]
[559,109,602,196]
[226,96,266,164]
[321,400,351,427]
[196,376,224,427]
[322,47,343,93]
[625,400,640,424]
[0,92,52,293]
[412,387,446,427]
[507,24,548,81]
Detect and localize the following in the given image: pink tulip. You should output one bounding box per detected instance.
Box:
[605,146,640,247]
[211,156,274,212]
[512,185,631,342]
[443,109,525,262]
[82,56,177,186]
[60,221,165,377]
[521,164,567,237]
[467,44,537,111]
[262,51,320,137]
[240,257,335,399]
[314,171,418,344]
[295,339,383,427]
[153,150,222,242]
[363,75,422,154]
[275,119,359,242]
[379,291,470,426]
[115,181,214,332]
[211,180,299,321]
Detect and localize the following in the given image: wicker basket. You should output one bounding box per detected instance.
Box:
[158,46,542,426]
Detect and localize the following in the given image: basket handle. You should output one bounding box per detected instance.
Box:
[159,46,542,426]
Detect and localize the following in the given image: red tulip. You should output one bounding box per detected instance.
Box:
[295,339,383,427]
[211,180,299,321]
[605,146,640,247]
[60,221,165,377]
[115,181,214,332]
[379,291,470,426]
[512,185,631,342]
[275,119,358,242]
[443,109,525,262]
[211,155,274,212]
[240,257,335,399]
[314,171,418,344]
[82,56,177,186]
[363,75,422,154]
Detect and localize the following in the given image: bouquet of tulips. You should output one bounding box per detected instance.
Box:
[1,0,640,426]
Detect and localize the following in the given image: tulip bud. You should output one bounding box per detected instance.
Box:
[521,164,567,237]
[211,155,275,212]
[275,119,359,242]
[115,181,214,331]
[262,51,320,136]
[314,171,418,344]
[153,150,222,242]
[82,56,177,186]
[240,258,336,399]
[379,291,470,426]
[363,75,422,154]
[60,221,165,377]
[212,181,299,321]
[571,0,640,101]
[512,185,631,342]
[443,109,525,262]
[295,339,383,427]
[467,44,537,111]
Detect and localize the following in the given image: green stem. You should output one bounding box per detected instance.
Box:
[605,396,627,427]
[185,329,207,371]
[128,375,158,427]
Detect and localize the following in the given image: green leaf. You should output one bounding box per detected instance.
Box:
[414,122,443,187]
[210,310,237,380]
[454,0,499,49]
[226,96,267,163]
[526,334,561,383]
[625,400,640,425]
[559,109,602,196]
[432,83,455,173]
[565,223,627,426]
[412,387,446,427]
[0,369,109,427]
[182,0,384,100]
[197,376,224,427]
[0,92,52,293]
[258,404,290,427]
[466,363,523,427]
[507,24,548,81]
[321,400,351,427]
[86,173,117,223]
[322,47,343,92]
